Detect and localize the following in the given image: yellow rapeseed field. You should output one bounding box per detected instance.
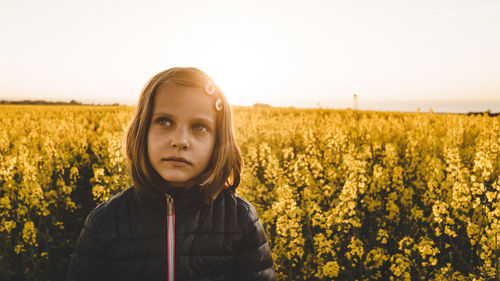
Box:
[0,105,499,280]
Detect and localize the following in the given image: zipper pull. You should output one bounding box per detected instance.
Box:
[165,194,175,281]
[166,194,174,216]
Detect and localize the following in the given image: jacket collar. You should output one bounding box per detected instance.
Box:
[133,184,208,217]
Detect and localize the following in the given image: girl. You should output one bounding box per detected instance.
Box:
[68,67,276,281]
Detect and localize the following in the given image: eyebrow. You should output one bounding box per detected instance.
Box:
[151,112,215,126]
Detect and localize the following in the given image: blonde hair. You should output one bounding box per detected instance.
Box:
[125,67,243,203]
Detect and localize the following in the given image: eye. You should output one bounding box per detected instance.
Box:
[156,117,171,127]
[193,123,209,133]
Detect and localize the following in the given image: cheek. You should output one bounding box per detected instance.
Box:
[205,138,216,159]
[193,136,215,158]
[146,130,156,155]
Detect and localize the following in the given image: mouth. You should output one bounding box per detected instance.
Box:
[163,156,192,165]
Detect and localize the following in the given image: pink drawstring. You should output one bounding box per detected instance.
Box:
[165,194,175,281]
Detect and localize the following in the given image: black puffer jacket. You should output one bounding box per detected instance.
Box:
[68,186,276,281]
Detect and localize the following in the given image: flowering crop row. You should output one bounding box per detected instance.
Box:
[0,105,132,280]
[0,105,498,280]
[234,108,499,280]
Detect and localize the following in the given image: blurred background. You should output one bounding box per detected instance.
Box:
[1,0,499,112]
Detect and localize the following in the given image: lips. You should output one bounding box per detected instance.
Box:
[163,156,192,165]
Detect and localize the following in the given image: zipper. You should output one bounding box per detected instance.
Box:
[165,194,175,281]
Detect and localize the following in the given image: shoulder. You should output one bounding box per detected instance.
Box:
[83,186,135,238]
[214,190,260,231]
[87,186,135,220]
[235,194,260,224]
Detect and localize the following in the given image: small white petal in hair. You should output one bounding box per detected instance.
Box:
[205,82,215,95]
[215,98,222,111]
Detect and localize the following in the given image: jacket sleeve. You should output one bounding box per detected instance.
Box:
[233,202,277,281]
[68,211,108,281]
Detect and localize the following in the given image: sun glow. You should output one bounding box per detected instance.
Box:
[193,37,276,107]
[1,0,499,112]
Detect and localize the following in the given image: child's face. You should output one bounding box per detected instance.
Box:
[147,85,216,188]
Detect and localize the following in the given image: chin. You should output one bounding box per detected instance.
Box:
[163,177,190,184]
[160,174,194,186]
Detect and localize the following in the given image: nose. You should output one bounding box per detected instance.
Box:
[171,140,189,150]
[170,127,190,150]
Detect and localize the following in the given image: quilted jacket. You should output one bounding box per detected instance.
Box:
[68,185,276,281]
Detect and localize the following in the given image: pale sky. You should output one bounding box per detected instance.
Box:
[1,0,499,112]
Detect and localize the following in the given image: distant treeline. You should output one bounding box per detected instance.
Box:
[1,100,498,116]
[466,110,500,117]
[0,100,120,106]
